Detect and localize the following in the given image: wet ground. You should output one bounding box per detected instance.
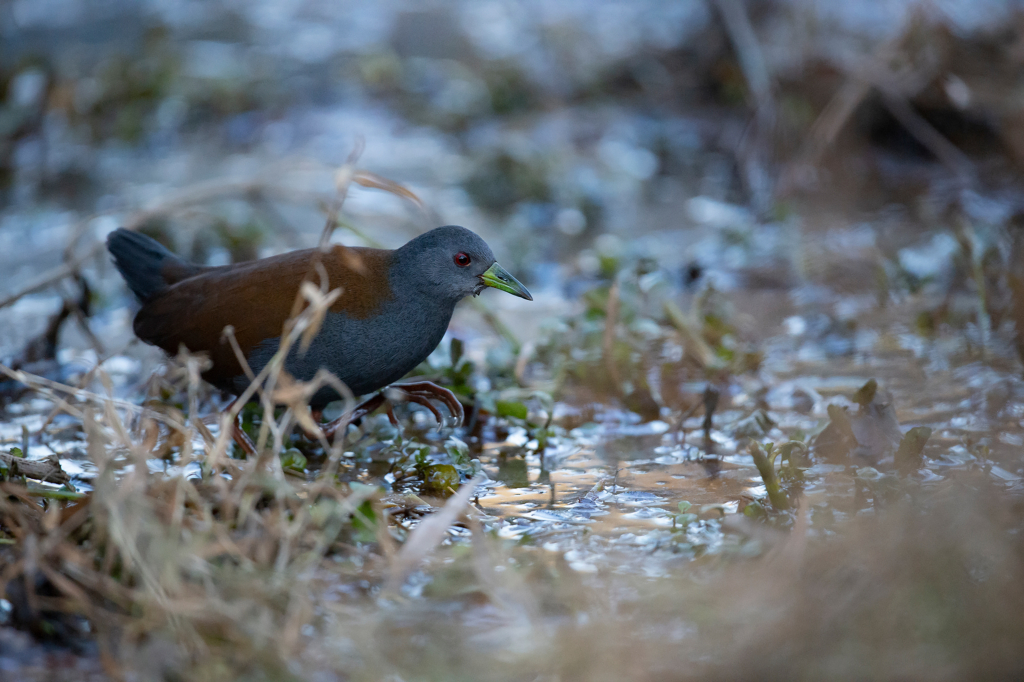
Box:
[6,281,1023,567]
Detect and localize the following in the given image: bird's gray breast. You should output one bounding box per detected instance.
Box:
[243,296,454,403]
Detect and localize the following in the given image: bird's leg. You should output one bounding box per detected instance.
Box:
[227,398,258,457]
[385,401,399,426]
[403,393,445,424]
[316,381,464,440]
[319,392,389,441]
[389,381,465,426]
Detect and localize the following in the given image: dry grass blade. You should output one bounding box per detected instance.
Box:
[298,281,342,353]
[714,0,774,117]
[0,363,189,432]
[353,170,425,211]
[0,260,86,312]
[220,325,259,386]
[0,374,386,672]
[386,474,485,592]
[319,136,366,250]
[878,88,975,182]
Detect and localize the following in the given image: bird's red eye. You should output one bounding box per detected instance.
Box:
[454,252,471,267]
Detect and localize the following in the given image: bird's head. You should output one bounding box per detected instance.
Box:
[396,225,532,304]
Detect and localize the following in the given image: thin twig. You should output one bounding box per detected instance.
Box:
[714,0,775,117]
[0,451,70,484]
[878,88,975,182]
[714,0,777,209]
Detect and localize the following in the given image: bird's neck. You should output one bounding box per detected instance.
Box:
[383,258,458,352]
[389,248,463,310]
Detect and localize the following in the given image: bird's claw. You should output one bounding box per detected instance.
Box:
[314,381,463,442]
[387,381,465,428]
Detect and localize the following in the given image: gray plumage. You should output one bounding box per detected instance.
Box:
[247,226,499,407]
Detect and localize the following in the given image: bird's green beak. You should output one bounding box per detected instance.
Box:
[480,262,533,301]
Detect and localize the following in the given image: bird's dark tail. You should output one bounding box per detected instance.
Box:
[106,228,202,302]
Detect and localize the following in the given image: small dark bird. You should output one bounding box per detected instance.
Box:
[107,225,532,451]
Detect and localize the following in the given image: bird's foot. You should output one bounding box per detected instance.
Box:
[232,420,257,456]
[227,393,393,456]
[386,381,466,428]
[226,391,392,456]
[229,398,258,457]
[228,382,464,455]
[318,381,464,441]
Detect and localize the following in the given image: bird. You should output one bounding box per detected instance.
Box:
[106,225,532,453]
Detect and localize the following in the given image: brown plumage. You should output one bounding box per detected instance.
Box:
[133,245,393,387]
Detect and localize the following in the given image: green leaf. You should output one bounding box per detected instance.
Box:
[853,379,878,406]
[895,426,932,474]
[280,448,307,473]
[743,501,766,518]
[309,499,337,527]
[452,360,473,384]
[352,499,378,543]
[496,400,528,420]
[421,464,460,497]
[444,437,471,467]
[675,513,698,529]
[497,457,529,488]
[450,337,464,366]
[10,447,23,458]
[677,501,692,513]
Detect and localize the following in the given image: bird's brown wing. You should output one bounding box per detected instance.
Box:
[134,245,395,387]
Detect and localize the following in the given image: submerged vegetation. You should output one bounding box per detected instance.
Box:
[3,1,1024,679]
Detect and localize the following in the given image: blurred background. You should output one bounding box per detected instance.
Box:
[3,1,1024,680]
[5,0,1024,360]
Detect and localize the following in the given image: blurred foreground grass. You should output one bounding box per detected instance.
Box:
[1,399,1022,681]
